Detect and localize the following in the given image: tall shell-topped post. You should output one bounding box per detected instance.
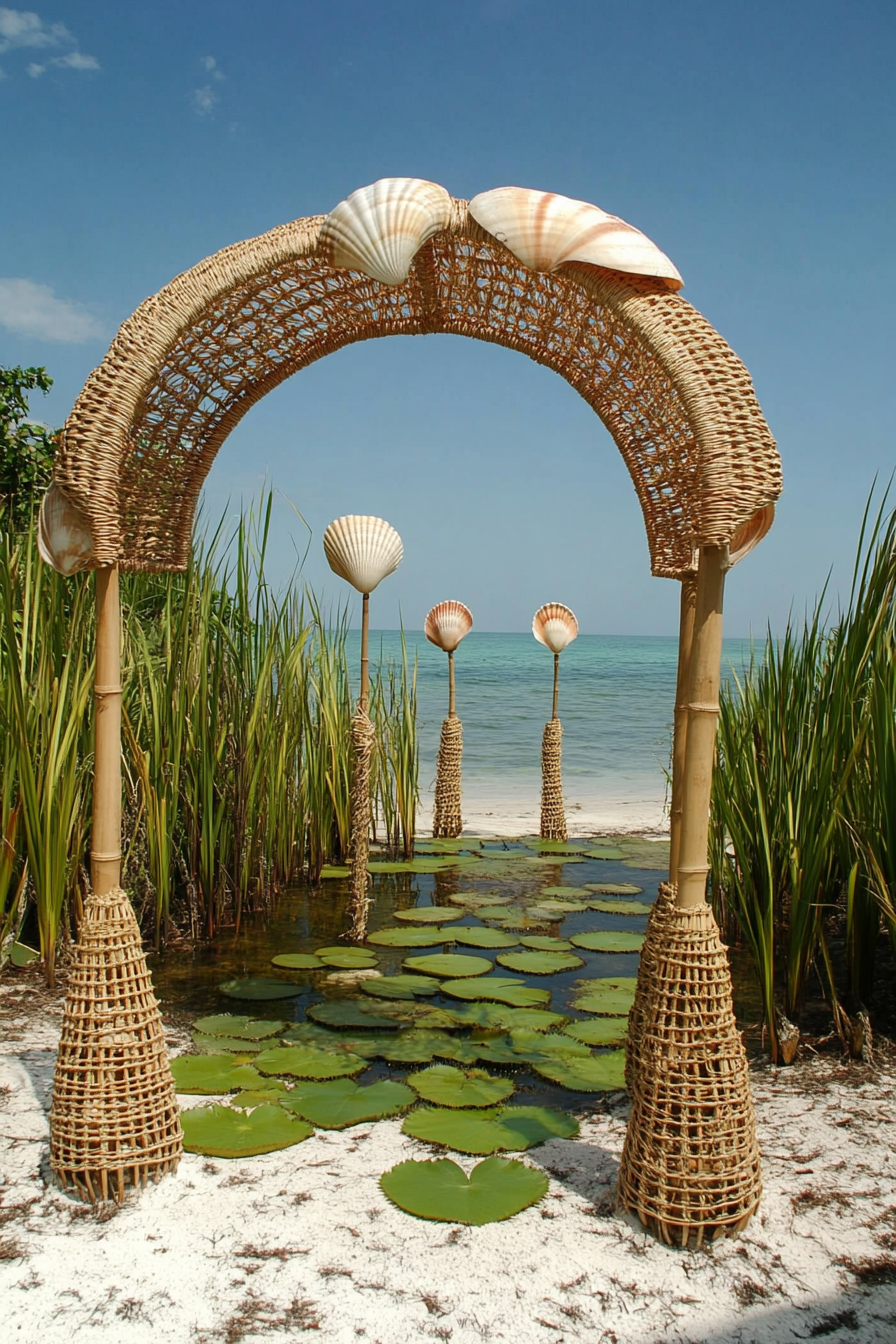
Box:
[533,603,578,841]
[319,178,453,286]
[426,601,473,839]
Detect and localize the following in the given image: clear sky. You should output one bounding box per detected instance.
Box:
[1,1,894,636]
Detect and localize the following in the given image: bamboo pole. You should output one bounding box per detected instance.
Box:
[675,546,727,908]
[448,650,456,718]
[91,566,122,895]
[668,572,698,880]
[552,652,560,721]
[359,592,370,712]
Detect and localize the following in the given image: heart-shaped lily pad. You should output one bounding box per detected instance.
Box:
[495,951,584,975]
[306,1001,400,1030]
[171,1055,265,1094]
[270,952,324,970]
[403,1104,579,1154]
[367,926,449,948]
[508,1029,591,1059]
[442,978,550,1007]
[451,927,519,949]
[446,1004,568,1032]
[585,883,644,896]
[193,1015,285,1040]
[563,1018,628,1046]
[586,900,653,915]
[231,1084,290,1108]
[280,1077,415,1128]
[476,904,524,921]
[360,974,441,1000]
[380,1156,548,1224]
[254,1044,366,1079]
[219,977,303,1000]
[529,1050,627,1092]
[404,953,493,978]
[181,1103,312,1156]
[319,953,378,969]
[407,1065,515,1109]
[519,935,573,952]
[570,977,638,1016]
[569,931,645,953]
[394,907,463,924]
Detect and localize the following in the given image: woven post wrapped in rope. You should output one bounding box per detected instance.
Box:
[617,901,762,1247]
[49,888,182,1203]
[346,707,376,942]
[540,719,566,840]
[624,879,676,1097]
[433,715,463,838]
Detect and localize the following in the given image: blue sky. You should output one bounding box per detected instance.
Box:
[1,0,894,636]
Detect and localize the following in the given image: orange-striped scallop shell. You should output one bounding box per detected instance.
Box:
[424,600,473,653]
[728,504,775,567]
[532,602,579,654]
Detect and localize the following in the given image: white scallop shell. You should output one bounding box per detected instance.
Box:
[323,515,403,594]
[469,186,682,289]
[37,484,95,576]
[319,178,453,286]
[728,504,775,567]
[533,602,579,654]
[425,600,473,653]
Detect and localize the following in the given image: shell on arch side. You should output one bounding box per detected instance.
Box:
[533,603,579,655]
[318,178,453,286]
[323,515,404,595]
[728,504,775,568]
[424,600,473,653]
[37,484,96,576]
[469,186,683,290]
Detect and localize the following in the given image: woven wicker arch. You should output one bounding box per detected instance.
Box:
[53,191,780,580]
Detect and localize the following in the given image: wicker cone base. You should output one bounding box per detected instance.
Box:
[617,902,762,1248]
[624,880,676,1097]
[346,708,375,942]
[433,715,463,838]
[49,888,182,1204]
[540,718,566,841]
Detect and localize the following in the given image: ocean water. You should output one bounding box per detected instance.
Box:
[358,631,754,834]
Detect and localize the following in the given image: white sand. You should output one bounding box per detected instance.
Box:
[417,788,669,837]
[2,988,896,1343]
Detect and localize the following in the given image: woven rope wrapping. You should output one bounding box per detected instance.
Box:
[346,708,376,942]
[617,902,762,1247]
[53,203,780,579]
[49,888,182,1203]
[433,716,463,838]
[625,879,677,1097]
[540,719,566,841]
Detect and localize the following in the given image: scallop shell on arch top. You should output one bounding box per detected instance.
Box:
[425,601,473,653]
[319,177,453,286]
[533,602,579,655]
[37,484,95,576]
[323,515,404,595]
[469,186,683,289]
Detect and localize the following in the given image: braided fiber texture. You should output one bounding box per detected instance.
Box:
[540,719,567,841]
[49,888,182,1203]
[625,879,677,1097]
[346,708,376,943]
[433,715,463,838]
[54,203,780,579]
[617,902,762,1247]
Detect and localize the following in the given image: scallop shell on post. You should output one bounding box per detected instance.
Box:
[728,504,775,568]
[425,601,473,653]
[323,515,403,594]
[469,186,683,289]
[319,178,453,286]
[37,484,95,576]
[533,602,579,654]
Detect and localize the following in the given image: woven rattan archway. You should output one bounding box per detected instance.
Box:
[43,178,780,1242]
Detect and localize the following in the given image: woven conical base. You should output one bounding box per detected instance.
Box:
[617,902,762,1247]
[49,888,182,1203]
[433,715,463,838]
[540,718,566,841]
[624,879,676,1097]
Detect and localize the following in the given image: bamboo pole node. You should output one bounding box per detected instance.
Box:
[540,718,567,841]
[433,715,463,838]
[617,901,762,1247]
[49,887,182,1204]
[346,707,376,942]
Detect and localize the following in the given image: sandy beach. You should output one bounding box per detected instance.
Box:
[417,788,670,839]
[2,974,895,1344]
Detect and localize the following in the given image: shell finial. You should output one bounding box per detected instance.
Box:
[469,186,683,289]
[37,484,95,576]
[424,600,473,653]
[533,602,578,654]
[728,504,775,568]
[319,177,453,286]
[323,515,403,594]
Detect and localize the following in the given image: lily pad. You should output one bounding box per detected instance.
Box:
[270,953,325,970]
[495,951,584,975]
[539,886,591,898]
[9,943,40,966]
[585,883,644,896]
[360,1001,462,1030]
[450,927,519,949]
[414,838,480,854]
[280,1077,415,1128]
[521,839,592,855]
[507,1029,590,1059]
[374,1031,463,1064]
[534,900,589,915]
[563,1018,628,1046]
[367,926,449,948]
[254,1044,366,1079]
[449,893,513,907]
[586,900,653,915]
[477,905,526,922]
[568,931,645,953]
[404,953,493,978]
[218,977,302,1001]
[231,1084,290,1108]
[193,1015,285,1040]
[369,857,471,874]
[380,1155,548,1225]
[442,978,551,1007]
[171,1055,264,1094]
[318,953,378,969]
[360,974,441,999]
[403,1104,579,1154]
[191,1034,263,1055]
[445,1004,568,1033]
[584,846,626,860]
[407,1065,515,1109]
[281,1023,376,1051]
[570,977,638,1016]
[306,1001,401,1030]
[529,1050,627,1091]
[314,945,371,958]
[394,907,464,924]
[181,1103,312,1157]
[319,865,350,879]
[519,936,573,952]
